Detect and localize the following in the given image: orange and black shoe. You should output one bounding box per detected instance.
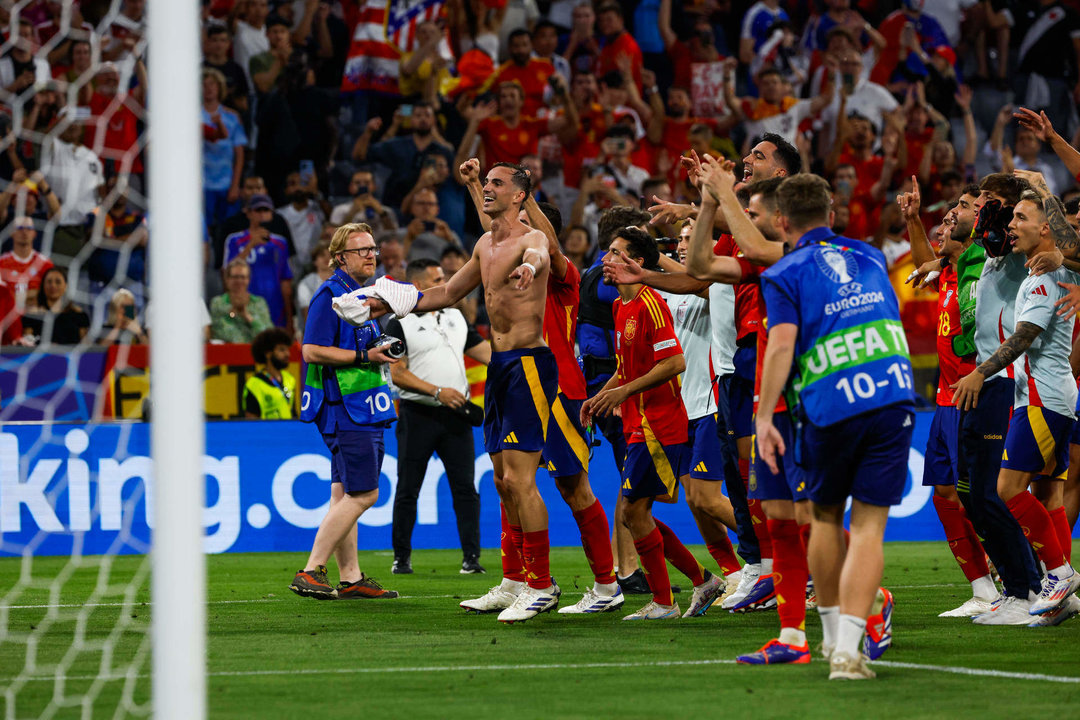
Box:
[290,565,337,599]
[336,573,399,600]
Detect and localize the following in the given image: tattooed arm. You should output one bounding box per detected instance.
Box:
[1046,194,1080,260]
[950,321,1044,410]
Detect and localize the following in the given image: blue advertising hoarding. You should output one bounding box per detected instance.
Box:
[0,412,974,557]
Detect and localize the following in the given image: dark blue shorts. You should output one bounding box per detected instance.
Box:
[322,429,385,494]
[922,405,961,487]
[688,413,727,480]
[484,347,558,455]
[543,393,590,478]
[727,369,754,440]
[1002,405,1074,479]
[749,413,806,501]
[622,440,689,503]
[801,404,915,508]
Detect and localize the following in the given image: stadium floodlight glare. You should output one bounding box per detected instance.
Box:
[148,0,206,718]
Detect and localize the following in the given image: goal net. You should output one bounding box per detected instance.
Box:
[0,1,203,718]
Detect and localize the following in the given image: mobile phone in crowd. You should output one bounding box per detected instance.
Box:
[423,220,436,233]
[299,159,315,186]
[399,104,414,117]
[123,305,136,320]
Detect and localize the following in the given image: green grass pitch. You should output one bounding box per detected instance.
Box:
[2,542,1078,719]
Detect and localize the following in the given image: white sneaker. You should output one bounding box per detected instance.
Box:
[1028,593,1080,627]
[721,563,760,609]
[972,595,1035,625]
[829,651,876,680]
[558,586,625,614]
[938,595,999,618]
[1030,569,1080,616]
[718,570,742,605]
[623,600,681,620]
[497,583,560,623]
[460,581,522,613]
[683,573,724,617]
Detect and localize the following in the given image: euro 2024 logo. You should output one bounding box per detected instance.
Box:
[815,246,862,297]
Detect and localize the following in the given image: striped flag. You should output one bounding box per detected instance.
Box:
[341,0,400,94]
[387,0,446,53]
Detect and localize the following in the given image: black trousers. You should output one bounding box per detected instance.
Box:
[392,400,480,560]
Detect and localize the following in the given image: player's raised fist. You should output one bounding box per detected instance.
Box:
[460,158,480,182]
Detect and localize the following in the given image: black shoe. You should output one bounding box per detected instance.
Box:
[392,557,414,574]
[460,556,486,574]
[617,568,681,595]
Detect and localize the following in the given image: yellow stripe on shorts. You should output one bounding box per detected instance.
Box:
[552,395,590,468]
[641,411,678,502]
[521,356,551,440]
[1027,406,1056,466]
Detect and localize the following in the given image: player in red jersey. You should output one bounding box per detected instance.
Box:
[583,226,718,620]
[901,182,998,617]
[460,160,621,614]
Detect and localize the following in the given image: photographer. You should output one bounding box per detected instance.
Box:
[385,258,491,574]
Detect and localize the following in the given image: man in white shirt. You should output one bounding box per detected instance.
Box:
[232,0,270,87]
[40,114,104,265]
[277,171,326,278]
[385,258,492,575]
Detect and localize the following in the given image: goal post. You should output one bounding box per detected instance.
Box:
[147,0,205,718]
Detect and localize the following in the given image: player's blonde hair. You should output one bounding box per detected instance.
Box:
[328,222,373,269]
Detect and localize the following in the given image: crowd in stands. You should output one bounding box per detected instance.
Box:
[2,0,1080,384]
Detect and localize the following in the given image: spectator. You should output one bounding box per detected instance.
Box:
[353,101,455,211]
[248,14,292,96]
[330,169,399,233]
[40,113,103,265]
[646,84,734,186]
[53,40,94,107]
[0,169,60,229]
[215,174,295,269]
[561,1,601,76]
[400,152,467,234]
[439,244,479,324]
[87,176,147,288]
[558,70,608,196]
[202,67,247,228]
[374,234,406,281]
[1014,0,1080,140]
[0,215,52,311]
[223,193,294,330]
[658,0,722,91]
[210,257,274,343]
[724,62,833,147]
[102,0,147,63]
[481,28,555,116]
[203,24,250,117]
[872,0,950,89]
[532,20,571,85]
[457,78,578,170]
[519,154,548,203]
[561,223,591,270]
[296,240,332,333]
[277,170,326,277]
[233,0,270,87]
[399,188,463,262]
[595,125,649,197]
[570,165,638,248]
[84,57,147,182]
[0,275,21,346]
[987,105,1061,195]
[94,287,148,346]
[739,0,790,64]
[822,48,900,143]
[804,0,883,55]
[0,19,51,99]
[22,266,89,345]
[242,327,297,419]
[595,2,643,90]
[398,20,451,104]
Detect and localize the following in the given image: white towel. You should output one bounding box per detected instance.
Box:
[371,277,420,318]
[331,288,372,326]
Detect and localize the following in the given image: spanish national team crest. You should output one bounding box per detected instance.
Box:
[624,317,637,341]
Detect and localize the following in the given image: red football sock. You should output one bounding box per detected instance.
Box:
[706,539,741,576]
[634,526,673,606]
[654,519,706,586]
[1050,506,1072,564]
[768,517,809,632]
[747,499,774,560]
[522,529,552,590]
[1006,491,1067,569]
[500,505,525,583]
[572,499,617,585]
[933,495,991,581]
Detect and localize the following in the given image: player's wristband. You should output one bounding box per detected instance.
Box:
[521,262,537,276]
[433,387,442,402]
[354,348,369,365]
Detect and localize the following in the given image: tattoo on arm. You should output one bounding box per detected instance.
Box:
[1045,195,1080,259]
[976,321,1043,377]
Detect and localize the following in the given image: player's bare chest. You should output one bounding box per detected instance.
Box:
[480,240,522,288]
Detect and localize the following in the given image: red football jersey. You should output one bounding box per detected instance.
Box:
[0,249,53,295]
[713,233,763,345]
[478,116,549,167]
[614,287,688,445]
[545,258,587,400]
[484,59,554,116]
[936,264,976,406]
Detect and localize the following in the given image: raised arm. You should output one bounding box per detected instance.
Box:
[702,155,784,266]
[1015,107,1080,181]
[605,251,710,296]
[684,193,746,284]
[897,176,936,269]
[523,194,566,279]
[414,248,484,312]
[952,321,1044,410]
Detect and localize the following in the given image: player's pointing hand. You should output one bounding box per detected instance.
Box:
[510,262,536,291]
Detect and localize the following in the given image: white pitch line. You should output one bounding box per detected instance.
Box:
[3,658,1078,685]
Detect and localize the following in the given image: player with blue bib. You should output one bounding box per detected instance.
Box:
[755,175,915,681]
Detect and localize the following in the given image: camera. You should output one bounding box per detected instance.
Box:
[368,334,406,360]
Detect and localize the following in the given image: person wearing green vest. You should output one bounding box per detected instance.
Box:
[242,327,296,419]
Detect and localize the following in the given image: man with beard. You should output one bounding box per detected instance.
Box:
[353,102,456,210]
[480,28,555,117]
[903,184,997,618]
[243,327,297,419]
[277,171,327,278]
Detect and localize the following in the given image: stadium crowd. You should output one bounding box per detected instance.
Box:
[2,0,1080,678]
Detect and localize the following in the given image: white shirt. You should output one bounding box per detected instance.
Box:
[277,201,325,276]
[393,309,472,405]
[233,20,269,85]
[1012,268,1079,418]
[661,290,716,420]
[709,283,736,377]
[822,79,899,145]
[743,99,814,147]
[40,138,104,225]
[924,0,978,46]
[0,56,50,92]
